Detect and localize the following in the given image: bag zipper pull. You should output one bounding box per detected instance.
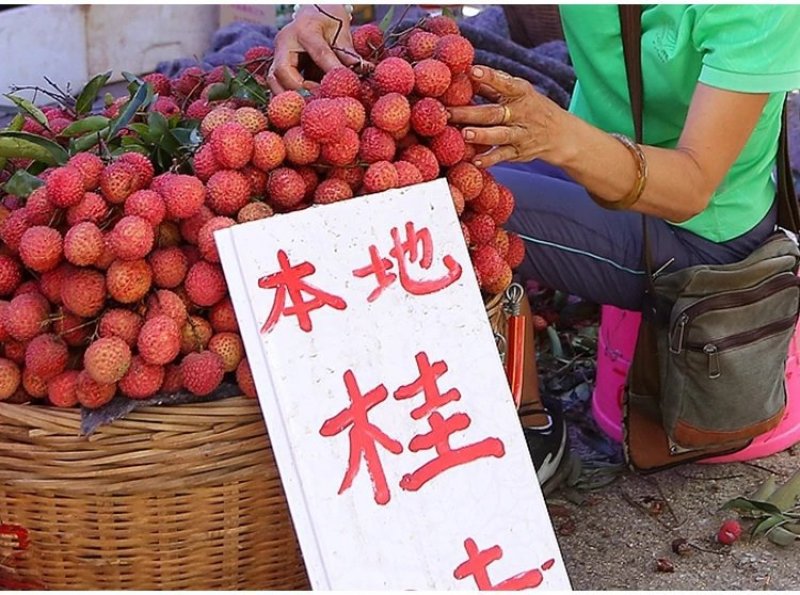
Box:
[704,343,721,379]
[669,313,688,354]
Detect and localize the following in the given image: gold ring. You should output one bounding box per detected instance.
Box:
[501,105,512,125]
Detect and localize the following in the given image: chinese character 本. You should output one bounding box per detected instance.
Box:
[259,249,347,333]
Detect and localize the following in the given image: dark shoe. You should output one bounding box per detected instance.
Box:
[519,396,569,493]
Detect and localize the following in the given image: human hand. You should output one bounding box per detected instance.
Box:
[268,5,359,93]
[447,66,565,168]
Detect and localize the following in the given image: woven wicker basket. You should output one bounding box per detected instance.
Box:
[0,295,511,590]
[0,397,309,590]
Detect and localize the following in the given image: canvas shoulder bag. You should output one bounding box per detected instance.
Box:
[618,5,800,472]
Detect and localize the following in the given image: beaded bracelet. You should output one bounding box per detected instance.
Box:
[591,133,648,211]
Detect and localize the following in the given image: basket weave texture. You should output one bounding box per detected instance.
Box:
[0,397,309,590]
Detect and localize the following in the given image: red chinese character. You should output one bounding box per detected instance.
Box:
[259,249,347,333]
[319,370,404,505]
[352,222,462,302]
[395,352,505,492]
[453,537,556,590]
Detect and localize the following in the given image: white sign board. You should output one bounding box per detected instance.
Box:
[215,178,570,590]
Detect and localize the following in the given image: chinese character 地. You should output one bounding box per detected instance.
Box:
[352,222,462,302]
[319,352,505,505]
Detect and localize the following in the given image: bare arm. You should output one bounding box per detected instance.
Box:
[449,67,769,222]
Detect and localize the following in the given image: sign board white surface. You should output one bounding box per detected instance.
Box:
[215,179,570,590]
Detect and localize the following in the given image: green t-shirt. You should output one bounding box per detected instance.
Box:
[559,5,800,242]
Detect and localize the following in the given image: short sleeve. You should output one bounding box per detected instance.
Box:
[693,5,800,92]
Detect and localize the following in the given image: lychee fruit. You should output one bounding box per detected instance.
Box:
[148,246,189,289]
[267,91,305,130]
[109,215,155,261]
[119,355,165,400]
[410,97,448,137]
[138,314,181,366]
[99,308,143,347]
[320,67,361,98]
[363,161,399,193]
[210,121,255,169]
[373,57,415,95]
[206,170,251,216]
[359,126,397,164]
[181,350,225,396]
[301,98,347,144]
[106,259,152,304]
[25,333,68,381]
[84,336,132,384]
[184,261,227,307]
[45,166,85,207]
[414,58,452,97]
[0,358,21,401]
[19,225,63,273]
[47,370,80,408]
[283,127,321,165]
[252,130,287,172]
[75,370,116,409]
[433,34,474,75]
[60,268,106,318]
[267,167,306,210]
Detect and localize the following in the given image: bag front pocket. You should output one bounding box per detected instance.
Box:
[659,272,800,451]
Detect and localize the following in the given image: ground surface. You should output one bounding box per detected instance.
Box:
[550,450,800,590]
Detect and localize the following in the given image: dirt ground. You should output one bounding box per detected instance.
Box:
[548,448,800,590]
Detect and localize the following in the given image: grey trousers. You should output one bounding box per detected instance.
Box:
[492,160,777,311]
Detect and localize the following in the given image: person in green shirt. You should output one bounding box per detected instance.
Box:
[269,4,800,489]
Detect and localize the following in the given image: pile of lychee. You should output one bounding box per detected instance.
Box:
[0,14,524,409]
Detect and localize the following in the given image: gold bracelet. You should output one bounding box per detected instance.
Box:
[591,133,648,211]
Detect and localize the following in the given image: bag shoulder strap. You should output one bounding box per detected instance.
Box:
[617,5,799,243]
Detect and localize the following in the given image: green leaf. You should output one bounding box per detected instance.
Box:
[749,476,778,502]
[1,169,44,198]
[751,514,787,538]
[767,525,798,546]
[147,111,169,137]
[766,469,800,512]
[379,6,396,32]
[71,130,106,154]
[126,122,153,140]
[3,94,49,129]
[0,114,25,170]
[122,71,145,93]
[546,325,564,359]
[0,131,69,165]
[722,497,784,518]
[7,113,26,132]
[75,70,112,115]
[170,127,202,148]
[60,115,110,137]
[107,83,150,140]
[206,82,232,102]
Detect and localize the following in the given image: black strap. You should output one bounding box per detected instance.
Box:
[617,4,800,288]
